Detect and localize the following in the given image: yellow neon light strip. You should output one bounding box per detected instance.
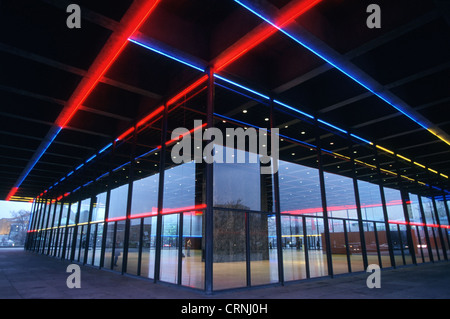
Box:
[376,145,394,155]
[397,154,411,162]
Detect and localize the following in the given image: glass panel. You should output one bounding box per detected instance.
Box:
[93,223,104,267]
[160,214,180,284]
[140,216,157,279]
[347,220,365,272]
[164,162,196,211]
[358,180,384,221]
[390,224,404,266]
[86,223,95,265]
[214,146,262,211]
[113,220,126,271]
[279,160,322,217]
[65,227,74,260]
[305,217,327,278]
[79,198,91,224]
[408,193,424,224]
[108,184,129,220]
[281,216,307,281]
[421,196,439,261]
[250,213,278,286]
[375,223,392,268]
[324,171,358,220]
[415,225,430,263]
[182,211,204,289]
[131,173,159,218]
[213,210,246,290]
[92,192,107,222]
[363,222,380,266]
[103,222,115,269]
[328,218,348,275]
[127,219,141,276]
[399,224,413,265]
[78,225,87,263]
[384,187,405,222]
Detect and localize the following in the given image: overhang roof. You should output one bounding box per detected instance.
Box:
[1,0,449,201]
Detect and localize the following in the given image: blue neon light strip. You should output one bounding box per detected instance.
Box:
[233,0,429,131]
[86,154,97,163]
[82,180,93,188]
[214,74,270,101]
[113,161,131,173]
[15,126,62,188]
[317,119,348,134]
[99,142,113,154]
[215,82,265,103]
[350,133,372,145]
[214,113,317,149]
[273,99,314,119]
[136,147,160,160]
[75,163,84,171]
[128,38,205,72]
[95,172,110,182]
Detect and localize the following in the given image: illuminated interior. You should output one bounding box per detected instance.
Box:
[1,0,449,293]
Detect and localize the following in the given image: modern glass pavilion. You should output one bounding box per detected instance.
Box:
[25,69,450,292]
[16,0,450,294]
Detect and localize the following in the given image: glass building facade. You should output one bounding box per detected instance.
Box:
[25,71,450,293]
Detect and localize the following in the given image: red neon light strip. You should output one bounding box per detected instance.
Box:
[5,187,18,201]
[167,75,208,106]
[137,105,165,127]
[57,0,160,129]
[164,123,207,148]
[106,204,207,222]
[214,0,321,71]
[281,200,405,215]
[388,220,450,229]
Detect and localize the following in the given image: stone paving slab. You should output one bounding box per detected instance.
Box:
[1,248,450,299]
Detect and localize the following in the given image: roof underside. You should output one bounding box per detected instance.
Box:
[1,0,449,201]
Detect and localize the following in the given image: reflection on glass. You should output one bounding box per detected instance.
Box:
[279,160,322,216]
[250,213,278,286]
[140,216,157,279]
[358,180,384,221]
[214,146,262,211]
[79,198,91,224]
[305,217,327,278]
[160,214,180,284]
[92,193,107,222]
[164,162,195,211]
[328,218,348,275]
[282,216,307,281]
[407,193,428,263]
[109,184,129,219]
[421,196,440,261]
[127,219,141,275]
[324,172,357,219]
[103,222,115,269]
[131,174,159,217]
[213,210,246,290]
[182,212,204,289]
[375,223,392,268]
[93,223,104,267]
[113,221,126,271]
[383,187,405,221]
[324,171,363,274]
[363,222,380,266]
